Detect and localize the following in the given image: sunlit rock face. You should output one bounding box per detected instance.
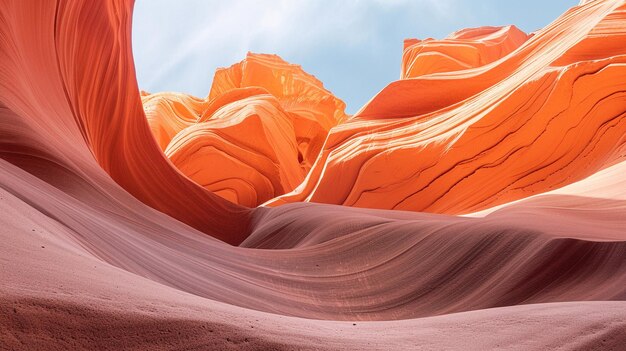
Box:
[143,53,347,206]
[142,2,626,216]
[401,25,530,78]
[1,0,626,349]
[269,1,626,215]
[166,92,302,207]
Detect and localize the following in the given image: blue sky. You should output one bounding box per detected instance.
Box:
[132,0,577,113]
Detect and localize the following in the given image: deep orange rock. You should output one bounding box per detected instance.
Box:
[0,0,248,245]
[269,0,626,215]
[142,92,206,150]
[137,1,626,221]
[143,53,347,206]
[402,25,529,78]
[208,53,348,170]
[166,93,302,207]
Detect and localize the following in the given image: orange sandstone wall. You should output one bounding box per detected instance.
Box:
[143,53,348,206]
[0,0,249,245]
[401,25,529,78]
[268,0,626,214]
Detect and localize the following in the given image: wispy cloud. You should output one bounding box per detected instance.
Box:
[132,0,575,112]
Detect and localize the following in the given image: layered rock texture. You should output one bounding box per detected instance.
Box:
[269,0,626,214]
[144,53,346,207]
[1,0,625,350]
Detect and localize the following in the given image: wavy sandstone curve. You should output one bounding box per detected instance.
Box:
[142,53,347,206]
[401,25,529,78]
[166,93,303,207]
[269,0,626,215]
[0,0,251,245]
[1,0,625,349]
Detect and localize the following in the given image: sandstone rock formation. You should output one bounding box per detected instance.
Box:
[0,0,625,349]
[143,53,347,206]
[269,0,626,216]
[401,25,529,78]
